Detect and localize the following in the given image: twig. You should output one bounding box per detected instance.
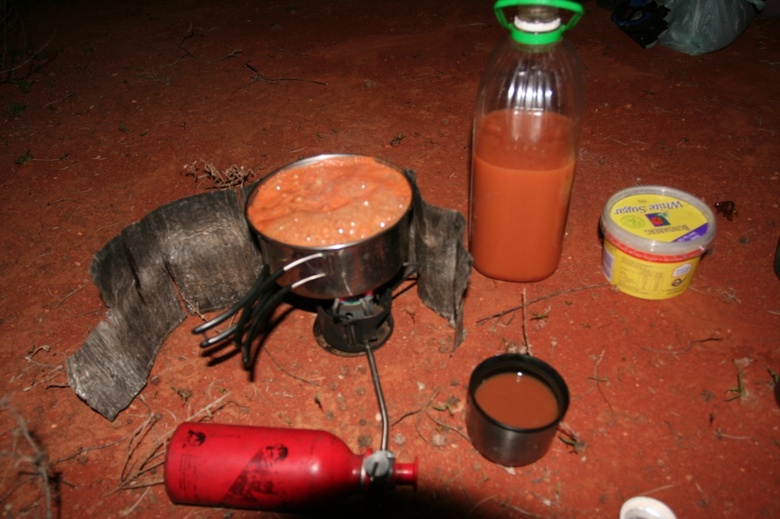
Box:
[477,283,609,324]
[0,399,56,519]
[403,388,440,443]
[725,357,752,402]
[557,421,586,454]
[503,501,544,517]
[391,407,421,426]
[589,349,613,414]
[114,392,234,492]
[119,487,151,516]
[176,22,197,60]
[24,345,54,367]
[714,429,752,441]
[182,160,253,190]
[119,411,162,485]
[42,93,73,108]
[219,49,243,60]
[640,335,722,355]
[22,365,64,392]
[240,61,327,88]
[424,411,471,443]
[468,495,499,517]
[0,33,56,75]
[53,436,129,466]
[263,347,321,386]
[468,495,543,518]
[46,197,73,206]
[53,280,89,308]
[640,483,677,496]
[204,163,252,189]
[521,288,531,355]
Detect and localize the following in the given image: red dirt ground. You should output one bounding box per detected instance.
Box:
[1,1,778,518]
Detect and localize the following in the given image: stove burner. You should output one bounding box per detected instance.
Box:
[314,288,394,356]
[194,264,413,368]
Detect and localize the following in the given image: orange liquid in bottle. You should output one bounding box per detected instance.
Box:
[470,109,576,282]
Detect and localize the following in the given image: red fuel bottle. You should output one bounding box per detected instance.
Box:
[164,422,418,512]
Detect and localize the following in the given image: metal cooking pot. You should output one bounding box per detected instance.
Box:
[244,154,413,299]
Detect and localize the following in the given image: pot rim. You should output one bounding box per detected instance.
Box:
[244,153,414,251]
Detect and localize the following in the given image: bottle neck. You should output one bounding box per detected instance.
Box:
[511,5,562,46]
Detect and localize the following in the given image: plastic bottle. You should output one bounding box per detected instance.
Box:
[164,422,417,512]
[469,0,585,282]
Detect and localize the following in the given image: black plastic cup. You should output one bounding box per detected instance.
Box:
[466,354,570,467]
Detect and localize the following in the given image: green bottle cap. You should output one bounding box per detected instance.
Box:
[494,0,584,45]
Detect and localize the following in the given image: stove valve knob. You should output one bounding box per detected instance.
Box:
[363,450,394,486]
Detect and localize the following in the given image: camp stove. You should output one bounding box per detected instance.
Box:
[190,154,419,371]
[67,154,470,435]
[167,155,422,512]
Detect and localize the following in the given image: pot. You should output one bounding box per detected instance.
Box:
[244,154,413,299]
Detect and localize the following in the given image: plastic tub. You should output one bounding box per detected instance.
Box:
[600,186,716,300]
[620,496,677,519]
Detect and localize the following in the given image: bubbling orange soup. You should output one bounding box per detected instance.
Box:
[247,156,412,247]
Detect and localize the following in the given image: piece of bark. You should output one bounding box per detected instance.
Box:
[143,189,261,313]
[66,191,261,420]
[66,228,185,421]
[406,170,472,350]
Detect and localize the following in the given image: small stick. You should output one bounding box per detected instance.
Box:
[54,435,129,465]
[640,335,722,355]
[185,391,233,421]
[46,198,74,206]
[590,349,613,414]
[54,280,89,308]
[468,495,500,517]
[714,428,752,441]
[477,283,609,324]
[557,421,586,454]
[219,49,243,60]
[24,345,54,367]
[0,34,55,75]
[468,495,543,518]
[263,346,321,386]
[424,411,471,443]
[23,366,64,392]
[177,22,197,59]
[521,288,531,355]
[243,61,327,86]
[115,393,234,492]
[119,486,151,516]
[410,387,440,442]
[1,399,55,518]
[42,93,74,108]
[391,408,422,426]
[119,411,161,484]
[640,483,677,496]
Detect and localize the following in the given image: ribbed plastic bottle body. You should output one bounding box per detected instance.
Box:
[164,423,364,512]
[469,33,584,282]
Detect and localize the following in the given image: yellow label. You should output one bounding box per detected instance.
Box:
[609,194,710,243]
[602,240,701,300]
